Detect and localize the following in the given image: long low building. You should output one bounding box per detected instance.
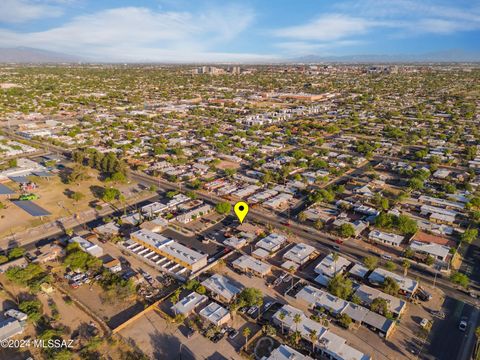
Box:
[295,285,396,338]
[273,305,371,360]
[368,230,404,247]
[232,255,272,277]
[0,318,24,341]
[409,240,450,262]
[354,284,407,318]
[368,268,418,297]
[263,345,313,360]
[130,229,207,272]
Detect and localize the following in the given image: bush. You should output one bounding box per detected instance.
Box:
[215,202,231,215]
[450,272,469,288]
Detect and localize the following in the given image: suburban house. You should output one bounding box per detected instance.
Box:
[199,302,231,326]
[232,255,272,277]
[368,230,404,247]
[201,274,241,303]
[171,292,208,316]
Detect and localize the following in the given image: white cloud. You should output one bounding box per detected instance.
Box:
[272,14,372,41]
[0,4,269,62]
[0,0,66,23]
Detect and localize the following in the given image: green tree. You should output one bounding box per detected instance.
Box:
[339,223,355,238]
[370,298,390,317]
[215,201,232,215]
[70,191,85,202]
[397,215,418,235]
[450,272,470,288]
[383,277,400,295]
[293,313,302,332]
[8,247,25,260]
[237,288,263,308]
[338,313,352,329]
[309,329,318,353]
[19,299,43,323]
[385,260,397,271]
[242,327,251,349]
[461,228,478,244]
[327,274,353,299]
[363,256,378,271]
[402,260,411,276]
[102,187,121,202]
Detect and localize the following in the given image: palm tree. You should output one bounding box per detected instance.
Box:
[242,327,251,349]
[402,260,411,277]
[279,311,286,334]
[332,252,339,274]
[309,329,318,354]
[293,313,302,332]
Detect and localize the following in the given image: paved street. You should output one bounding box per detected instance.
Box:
[426,297,480,360]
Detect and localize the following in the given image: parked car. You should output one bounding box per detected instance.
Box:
[417,287,432,301]
[420,318,430,328]
[430,310,445,319]
[228,329,239,339]
[247,306,258,315]
[459,317,468,331]
[186,327,195,338]
[381,254,392,260]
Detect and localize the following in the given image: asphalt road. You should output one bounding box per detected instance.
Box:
[426,296,480,360]
[129,170,480,307]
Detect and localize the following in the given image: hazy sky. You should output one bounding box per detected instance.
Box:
[0,0,479,61]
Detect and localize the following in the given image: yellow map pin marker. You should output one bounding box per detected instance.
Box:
[234,201,249,224]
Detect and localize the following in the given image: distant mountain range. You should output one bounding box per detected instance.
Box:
[0,47,479,64]
[0,47,81,63]
[292,49,480,63]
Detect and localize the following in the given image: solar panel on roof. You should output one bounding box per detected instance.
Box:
[0,184,15,195]
[9,176,30,183]
[12,200,51,216]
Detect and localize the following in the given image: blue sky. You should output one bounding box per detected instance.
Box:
[0,0,479,62]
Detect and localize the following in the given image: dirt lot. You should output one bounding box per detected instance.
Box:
[217,160,241,170]
[0,165,140,239]
[60,281,145,329]
[119,310,243,360]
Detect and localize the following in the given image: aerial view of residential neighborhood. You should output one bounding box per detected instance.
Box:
[0,1,479,360]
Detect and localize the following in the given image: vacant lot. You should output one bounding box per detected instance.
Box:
[0,164,140,239]
[119,310,242,360]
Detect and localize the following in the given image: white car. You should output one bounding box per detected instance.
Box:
[459,318,468,331]
[420,318,429,328]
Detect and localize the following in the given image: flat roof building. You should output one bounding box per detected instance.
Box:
[130,229,207,272]
[368,268,418,297]
[199,302,231,326]
[256,233,287,253]
[70,236,104,258]
[354,284,407,317]
[283,243,317,265]
[262,345,313,360]
[171,292,208,316]
[201,274,241,303]
[368,230,404,247]
[0,318,24,341]
[232,255,272,277]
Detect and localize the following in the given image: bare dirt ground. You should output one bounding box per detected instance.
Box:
[119,310,243,360]
[0,165,140,239]
[217,160,241,170]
